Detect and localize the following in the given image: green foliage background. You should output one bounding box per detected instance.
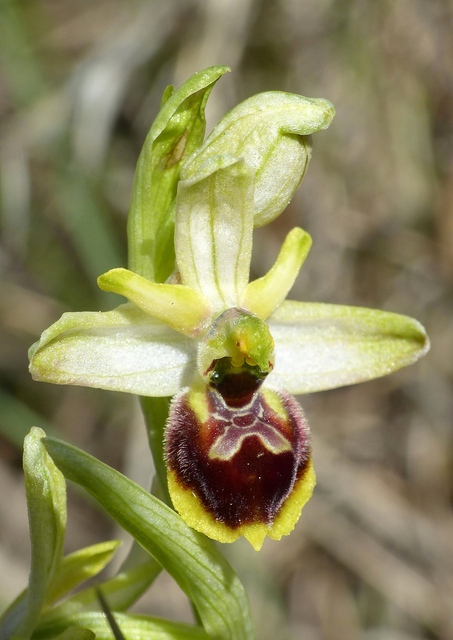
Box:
[0,1,452,639]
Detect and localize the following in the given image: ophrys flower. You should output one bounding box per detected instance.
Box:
[29,71,429,550]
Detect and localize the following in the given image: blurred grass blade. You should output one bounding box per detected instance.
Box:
[0,428,66,640]
[45,541,122,607]
[43,436,256,640]
[0,0,46,105]
[127,65,230,283]
[0,388,56,449]
[57,167,125,290]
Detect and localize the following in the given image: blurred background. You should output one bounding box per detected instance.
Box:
[1,1,452,639]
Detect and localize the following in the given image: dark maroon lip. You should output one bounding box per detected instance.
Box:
[165,383,311,530]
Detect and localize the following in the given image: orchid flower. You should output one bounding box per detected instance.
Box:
[29,67,429,551]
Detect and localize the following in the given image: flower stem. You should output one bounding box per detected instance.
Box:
[140,396,171,506]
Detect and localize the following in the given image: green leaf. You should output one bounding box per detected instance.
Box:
[43,437,256,640]
[183,91,335,227]
[42,557,161,621]
[127,65,230,283]
[268,301,430,393]
[45,541,122,607]
[51,628,95,640]
[95,589,126,640]
[0,428,67,640]
[0,542,123,640]
[36,612,209,640]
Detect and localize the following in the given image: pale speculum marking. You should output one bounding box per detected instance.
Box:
[208,388,291,460]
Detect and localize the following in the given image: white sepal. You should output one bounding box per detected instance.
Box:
[29,304,196,397]
[267,300,430,394]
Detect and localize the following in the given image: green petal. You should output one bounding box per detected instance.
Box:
[267,301,430,393]
[241,227,312,319]
[127,65,230,282]
[183,92,335,227]
[29,304,196,397]
[175,156,254,311]
[98,268,211,336]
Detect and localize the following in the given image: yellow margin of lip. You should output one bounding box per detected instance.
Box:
[167,458,316,552]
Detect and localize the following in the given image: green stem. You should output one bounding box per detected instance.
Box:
[139,396,171,506]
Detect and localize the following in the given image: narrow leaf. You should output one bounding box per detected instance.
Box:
[37,612,209,640]
[96,589,126,640]
[43,437,256,640]
[52,628,95,640]
[45,541,122,607]
[0,428,67,640]
[42,558,161,621]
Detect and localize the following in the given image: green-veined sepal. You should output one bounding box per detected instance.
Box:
[175,156,254,311]
[29,304,196,397]
[183,92,335,227]
[267,300,430,394]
